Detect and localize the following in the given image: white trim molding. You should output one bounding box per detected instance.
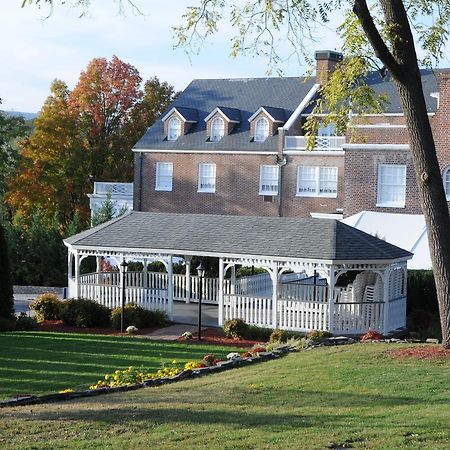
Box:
[133,148,278,155]
[343,144,410,151]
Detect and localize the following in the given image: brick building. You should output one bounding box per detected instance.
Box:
[133,51,446,221]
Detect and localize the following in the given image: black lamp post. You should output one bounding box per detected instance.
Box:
[197,261,206,341]
[120,260,129,333]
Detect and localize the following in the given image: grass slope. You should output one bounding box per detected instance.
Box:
[0,332,241,398]
[1,344,449,449]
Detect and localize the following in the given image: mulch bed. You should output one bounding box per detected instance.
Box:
[185,328,261,348]
[37,320,160,336]
[387,345,450,360]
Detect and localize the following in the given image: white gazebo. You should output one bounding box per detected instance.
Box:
[64,212,412,335]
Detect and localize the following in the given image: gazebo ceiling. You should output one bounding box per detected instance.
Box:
[64,212,412,263]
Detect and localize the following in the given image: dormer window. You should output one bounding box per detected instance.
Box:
[168,117,181,141]
[255,117,269,142]
[211,117,225,142]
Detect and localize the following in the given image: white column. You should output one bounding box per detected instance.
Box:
[74,252,80,299]
[67,250,73,298]
[383,267,391,336]
[230,265,236,295]
[218,257,224,326]
[327,265,335,333]
[271,263,279,328]
[184,256,192,304]
[167,255,174,321]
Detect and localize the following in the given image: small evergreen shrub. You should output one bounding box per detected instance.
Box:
[15,313,38,331]
[270,329,288,343]
[307,330,333,339]
[0,318,16,332]
[111,303,167,330]
[245,325,272,341]
[60,299,111,328]
[223,318,248,339]
[30,293,63,322]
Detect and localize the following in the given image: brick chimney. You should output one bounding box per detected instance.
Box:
[315,50,343,85]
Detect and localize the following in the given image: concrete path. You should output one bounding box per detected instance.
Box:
[141,324,207,341]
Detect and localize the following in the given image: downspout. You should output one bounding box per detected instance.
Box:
[277,127,287,217]
[137,151,143,211]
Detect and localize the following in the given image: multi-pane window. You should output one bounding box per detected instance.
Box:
[155,162,173,191]
[259,165,279,195]
[297,166,338,197]
[377,164,406,207]
[443,167,450,201]
[211,117,225,142]
[255,117,269,142]
[168,117,181,141]
[198,163,216,193]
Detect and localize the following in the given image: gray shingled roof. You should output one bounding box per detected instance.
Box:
[134,77,316,152]
[65,212,412,262]
[216,106,241,122]
[174,107,199,122]
[135,70,441,152]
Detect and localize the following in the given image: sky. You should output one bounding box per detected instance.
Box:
[0,0,341,113]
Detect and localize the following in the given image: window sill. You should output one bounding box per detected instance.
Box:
[296,193,337,198]
[197,190,216,194]
[259,192,278,196]
[376,203,405,208]
[155,188,172,192]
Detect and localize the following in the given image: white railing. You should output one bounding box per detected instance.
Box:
[93,182,133,196]
[278,298,329,331]
[333,302,384,334]
[223,294,273,328]
[284,135,346,151]
[387,296,407,331]
[280,283,328,303]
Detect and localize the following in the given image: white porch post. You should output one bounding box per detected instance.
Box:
[95,256,102,283]
[218,257,224,326]
[67,250,73,298]
[271,263,279,329]
[167,255,174,321]
[230,265,236,295]
[383,267,391,336]
[74,252,80,299]
[184,256,192,304]
[327,265,335,333]
[143,259,148,289]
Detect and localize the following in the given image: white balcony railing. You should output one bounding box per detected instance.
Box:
[93,182,133,196]
[284,135,346,151]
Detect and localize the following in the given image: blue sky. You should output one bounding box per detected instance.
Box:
[1,1,342,113]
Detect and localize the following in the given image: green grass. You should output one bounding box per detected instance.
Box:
[0,343,449,449]
[0,331,241,398]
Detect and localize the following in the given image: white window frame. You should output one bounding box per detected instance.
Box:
[376,164,406,208]
[259,165,279,196]
[255,117,269,142]
[155,162,173,192]
[443,167,450,201]
[198,163,216,193]
[167,117,181,141]
[296,166,338,198]
[210,117,225,142]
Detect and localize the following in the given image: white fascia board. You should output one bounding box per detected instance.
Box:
[132,148,277,155]
[283,150,345,156]
[248,107,283,123]
[283,84,320,130]
[343,143,410,151]
[302,112,435,117]
[204,107,239,123]
[351,124,407,129]
[160,107,197,123]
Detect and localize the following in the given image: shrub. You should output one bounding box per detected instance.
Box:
[245,325,272,341]
[270,329,288,343]
[111,303,167,330]
[29,293,63,322]
[223,318,249,339]
[360,330,383,341]
[126,325,138,335]
[60,298,111,328]
[307,330,333,339]
[407,270,438,315]
[0,317,16,332]
[15,313,38,331]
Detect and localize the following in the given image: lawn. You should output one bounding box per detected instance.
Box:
[1,343,449,449]
[0,331,242,399]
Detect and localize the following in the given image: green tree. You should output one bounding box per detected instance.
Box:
[0,220,14,319]
[91,192,129,227]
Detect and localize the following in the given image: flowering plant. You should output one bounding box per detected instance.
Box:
[360,330,383,341]
[126,325,138,335]
[58,388,74,394]
[202,354,216,366]
[180,331,193,340]
[241,351,252,358]
[251,346,266,355]
[227,352,241,360]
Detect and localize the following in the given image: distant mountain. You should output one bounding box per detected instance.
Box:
[1,110,38,120]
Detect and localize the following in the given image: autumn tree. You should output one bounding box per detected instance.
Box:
[0,220,14,320]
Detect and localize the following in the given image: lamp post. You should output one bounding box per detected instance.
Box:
[196,261,206,341]
[120,260,129,333]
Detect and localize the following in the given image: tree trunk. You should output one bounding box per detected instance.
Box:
[354,0,450,347]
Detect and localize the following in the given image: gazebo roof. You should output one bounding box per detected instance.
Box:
[65,212,412,263]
